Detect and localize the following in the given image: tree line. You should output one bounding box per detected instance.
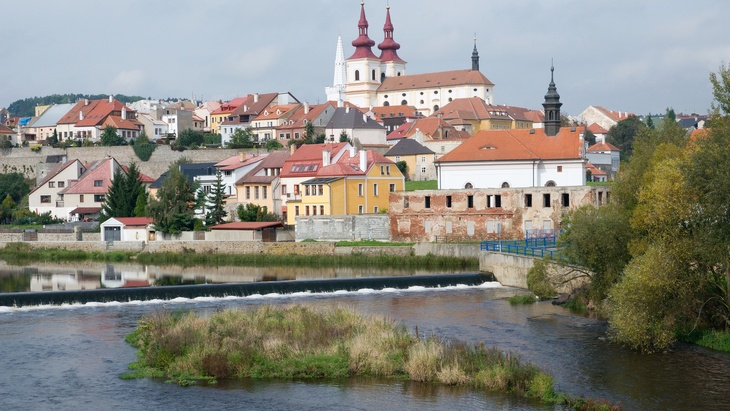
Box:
[7,94,148,117]
[532,64,730,352]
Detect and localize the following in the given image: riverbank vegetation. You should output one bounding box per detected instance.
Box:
[0,242,477,271]
[529,65,730,353]
[123,305,620,410]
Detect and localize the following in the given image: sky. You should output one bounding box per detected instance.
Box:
[1,0,728,117]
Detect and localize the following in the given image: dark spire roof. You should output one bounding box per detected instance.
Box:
[544,64,561,102]
[542,63,563,137]
[471,35,479,71]
[349,2,378,60]
[378,6,404,63]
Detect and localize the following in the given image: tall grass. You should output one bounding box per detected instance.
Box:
[123,305,620,409]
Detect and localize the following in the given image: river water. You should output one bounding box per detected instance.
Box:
[1,263,729,411]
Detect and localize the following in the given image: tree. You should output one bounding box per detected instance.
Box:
[666,107,677,122]
[48,130,59,145]
[228,127,254,149]
[205,169,228,226]
[710,62,730,115]
[237,203,278,222]
[583,128,596,146]
[265,139,283,151]
[147,165,196,234]
[0,194,17,224]
[645,114,655,129]
[100,125,123,146]
[0,173,30,203]
[606,115,645,160]
[339,130,350,143]
[101,163,144,222]
[133,131,156,161]
[315,134,326,144]
[134,189,148,217]
[303,122,316,144]
[177,129,203,148]
[396,161,408,180]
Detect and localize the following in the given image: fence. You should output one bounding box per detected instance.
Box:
[480,230,563,259]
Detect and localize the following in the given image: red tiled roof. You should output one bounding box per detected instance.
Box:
[215,154,266,171]
[378,69,493,92]
[586,161,607,176]
[434,97,533,123]
[236,150,291,185]
[437,127,584,163]
[317,149,395,177]
[371,105,419,121]
[29,160,82,196]
[281,142,349,177]
[210,97,249,115]
[115,217,154,226]
[587,141,620,152]
[70,207,102,214]
[587,122,608,134]
[60,158,116,194]
[0,124,14,134]
[210,221,283,230]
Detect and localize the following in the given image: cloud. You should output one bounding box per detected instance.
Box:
[221,47,280,80]
[109,70,147,95]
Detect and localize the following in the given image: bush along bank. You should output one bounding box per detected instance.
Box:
[123,305,621,410]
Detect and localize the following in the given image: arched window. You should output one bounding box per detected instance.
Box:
[501,182,510,188]
[354,70,360,81]
[383,101,390,106]
[401,100,408,105]
[381,72,385,83]
[372,69,376,81]
[545,180,556,187]
[433,105,439,112]
[465,182,473,189]
[549,112,553,120]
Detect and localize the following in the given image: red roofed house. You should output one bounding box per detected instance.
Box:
[56,96,142,143]
[433,97,539,135]
[586,161,608,183]
[220,92,298,146]
[281,142,404,225]
[234,150,291,219]
[579,106,635,132]
[585,136,620,179]
[100,217,154,242]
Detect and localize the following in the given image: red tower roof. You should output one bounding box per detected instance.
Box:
[378,6,404,63]
[349,2,378,60]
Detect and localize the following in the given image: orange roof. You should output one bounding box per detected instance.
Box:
[60,158,116,195]
[115,217,154,227]
[434,97,533,123]
[587,122,608,134]
[437,127,584,163]
[277,102,336,131]
[585,161,607,176]
[210,97,249,115]
[57,100,103,125]
[587,141,620,152]
[280,143,350,178]
[386,117,454,140]
[317,150,395,177]
[75,99,132,127]
[214,154,265,171]
[371,105,420,121]
[378,69,493,92]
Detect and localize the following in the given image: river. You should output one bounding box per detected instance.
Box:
[1,262,729,410]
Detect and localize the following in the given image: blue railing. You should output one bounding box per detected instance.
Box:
[480,230,563,260]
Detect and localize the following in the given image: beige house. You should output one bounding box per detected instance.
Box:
[234,151,291,218]
[384,138,436,181]
[28,159,86,219]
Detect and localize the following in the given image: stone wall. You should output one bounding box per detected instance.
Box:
[479,251,586,292]
[295,215,390,242]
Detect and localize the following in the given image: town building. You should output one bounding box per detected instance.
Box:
[384,138,436,181]
[324,106,386,145]
[55,96,142,142]
[579,105,634,132]
[585,136,620,179]
[234,150,291,219]
[23,103,75,144]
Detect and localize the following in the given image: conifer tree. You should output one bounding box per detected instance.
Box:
[205,169,227,226]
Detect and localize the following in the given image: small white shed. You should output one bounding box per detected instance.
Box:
[100,217,154,242]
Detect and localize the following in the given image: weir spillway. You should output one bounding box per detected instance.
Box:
[0,273,493,307]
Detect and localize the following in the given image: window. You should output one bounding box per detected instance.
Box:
[404,197,409,208]
[262,186,267,200]
[58,181,65,188]
[465,182,473,189]
[305,206,310,216]
[354,70,360,81]
[246,186,251,200]
[295,133,299,139]
[312,205,317,216]
[561,193,570,207]
[320,205,325,215]
[543,193,551,207]
[94,194,105,202]
[372,69,376,81]
[557,165,563,172]
[94,180,103,187]
[501,182,510,188]
[254,186,259,199]
[380,165,384,175]
[294,184,300,195]
[467,195,474,208]
[374,206,379,213]
[424,196,431,209]
[494,195,501,208]
[386,165,390,175]
[421,167,426,174]
[373,184,379,196]
[48,181,55,188]
[358,205,364,214]
[358,183,363,196]
[525,194,533,207]
[421,156,426,163]
[295,206,300,216]
[446,195,452,208]
[318,185,323,195]
[40,195,51,203]
[305,185,311,196]
[395,156,400,162]
[80,195,84,203]
[389,183,396,192]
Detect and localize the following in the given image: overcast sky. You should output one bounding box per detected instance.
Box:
[1,0,728,116]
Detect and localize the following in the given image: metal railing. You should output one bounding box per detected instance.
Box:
[480,230,563,260]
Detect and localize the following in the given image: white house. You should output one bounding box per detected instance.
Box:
[100,217,153,242]
[585,136,620,179]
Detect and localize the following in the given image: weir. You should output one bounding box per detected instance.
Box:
[0,273,492,307]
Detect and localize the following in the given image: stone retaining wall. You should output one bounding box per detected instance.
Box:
[479,251,586,292]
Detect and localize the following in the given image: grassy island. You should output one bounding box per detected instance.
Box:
[123,305,620,410]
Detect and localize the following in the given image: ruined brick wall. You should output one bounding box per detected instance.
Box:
[295,215,391,242]
[389,186,609,243]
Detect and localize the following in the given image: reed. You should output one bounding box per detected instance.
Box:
[123,305,620,409]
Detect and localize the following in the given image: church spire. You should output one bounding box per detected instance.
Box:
[378,5,404,62]
[325,35,347,103]
[471,35,479,71]
[542,62,563,137]
[349,1,377,59]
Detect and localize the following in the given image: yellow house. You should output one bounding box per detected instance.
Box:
[285,147,404,225]
[209,97,248,135]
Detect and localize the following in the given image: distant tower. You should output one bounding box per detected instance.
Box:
[325,35,347,104]
[543,63,563,136]
[378,5,406,80]
[345,1,382,108]
[471,36,479,71]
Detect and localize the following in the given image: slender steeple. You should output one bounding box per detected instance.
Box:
[349,1,377,59]
[542,62,563,136]
[471,36,479,71]
[378,6,404,62]
[325,36,347,103]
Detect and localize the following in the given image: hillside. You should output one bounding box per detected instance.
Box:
[6,94,148,117]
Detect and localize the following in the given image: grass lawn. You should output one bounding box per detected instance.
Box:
[405,180,437,191]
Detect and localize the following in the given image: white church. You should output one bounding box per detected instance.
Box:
[326,3,495,116]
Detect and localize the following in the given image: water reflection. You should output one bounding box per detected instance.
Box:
[0,261,466,293]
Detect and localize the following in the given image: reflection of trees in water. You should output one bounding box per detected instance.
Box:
[154,276,207,286]
[0,274,31,293]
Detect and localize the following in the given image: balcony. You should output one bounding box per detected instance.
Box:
[56,201,64,207]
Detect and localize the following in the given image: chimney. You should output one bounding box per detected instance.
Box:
[304,101,310,114]
[239,151,246,162]
[254,93,259,103]
[79,111,84,121]
[290,143,297,155]
[359,150,367,171]
[109,95,113,103]
[84,99,89,106]
[122,107,127,120]
[349,146,356,157]
[322,150,330,166]
[345,106,350,114]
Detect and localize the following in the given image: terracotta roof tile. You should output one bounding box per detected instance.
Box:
[587,141,620,152]
[378,69,493,92]
[60,158,117,194]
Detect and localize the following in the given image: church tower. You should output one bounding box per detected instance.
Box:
[378,5,406,80]
[471,37,479,71]
[542,64,562,136]
[325,35,347,104]
[345,2,382,108]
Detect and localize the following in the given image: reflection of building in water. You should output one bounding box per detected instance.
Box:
[100,264,150,289]
[30,271,101,292]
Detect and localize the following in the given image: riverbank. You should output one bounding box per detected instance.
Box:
[124,305,620,410]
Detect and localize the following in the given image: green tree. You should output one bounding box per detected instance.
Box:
[339,130,350,143]
[48,130,59,145]
[177,129,203,148]
[237,203,278,222]
[607,115,645,160]
[228,127,254,148]
[100,163,144,222]
[0,194,17,224]
[396,161,408,180]
[265,139,283,151]
[100,125,123,146]
[147,165,196,234]
[583,128,596,146]
[0,173,30,203]
[666,107,677,122]
[205,169,228,226]
[303,122,316,144]
[710,62,730,115]
[134,189,148,217]
[645,114,655,129]
[133,131,156,161]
